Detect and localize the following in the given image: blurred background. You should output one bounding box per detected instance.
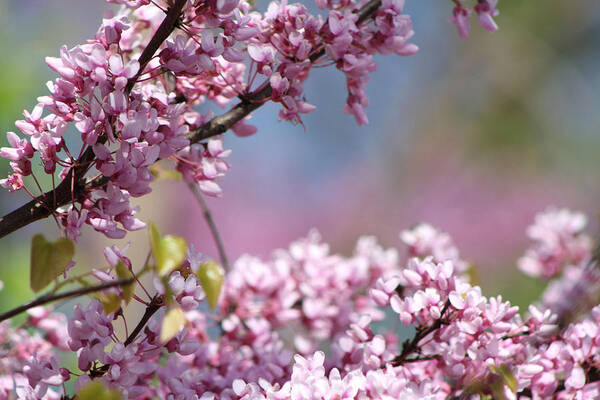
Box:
[1,0,600,313]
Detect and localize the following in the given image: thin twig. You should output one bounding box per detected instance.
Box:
[188,183,230,271]
[89,295,162,378]
[402,354,441,363]
[0,278,134,322]
[125,0,187,93]
[124,297,162,346]
[390,300,451,367]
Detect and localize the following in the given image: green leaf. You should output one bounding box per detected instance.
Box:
[464,263,479,286]
[498,364,517,393]
[489,364,517,397]
[30,234,75,293]
[490,379,507,400]
[149,223,187,276]
[78,381,122,400]
[149,164,182,180]
[160,307,186,343]
[157,236,187,276]
[149,223,161,258]
[98,293,122,315]
[115,261,134,304]
[160,275,177,307]
[198,261,224,309]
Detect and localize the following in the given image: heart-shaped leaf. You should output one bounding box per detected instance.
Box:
[30,234,75,293]
[160,307,186,343]
[198,261,224,309]
[149,223,187,276]
[97,293,122,315]
[115,261,134,304]
[495,364,517,393]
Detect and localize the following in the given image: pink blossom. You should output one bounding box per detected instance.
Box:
[450,4,472,39]
[401,223,468,274]
[62,207,88,242]
[474,0,499,33]
[519,208,592,279]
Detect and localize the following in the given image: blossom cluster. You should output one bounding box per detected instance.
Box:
[450,0,499,39]
[518,208,597,324]
[0,0,499,243]
[2,209,600,399]
[518,207,592,280]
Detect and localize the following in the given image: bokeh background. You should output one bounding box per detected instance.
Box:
[1,0,600,314]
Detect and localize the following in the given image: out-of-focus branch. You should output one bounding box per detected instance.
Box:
[0,278,134,323]
[188,183,230,271]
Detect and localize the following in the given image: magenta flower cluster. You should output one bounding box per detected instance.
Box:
[0,0,501,244]
[450,0,499,39]
[0,0,432,244]
[3,209,600,398]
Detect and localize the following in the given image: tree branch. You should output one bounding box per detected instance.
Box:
[0,0,186,240]
[90,295,162,378]
[0,0,383,240]
[0,278,134,322]
[125,0,187,93]
[390,300,451,366]
[124,297,162,346]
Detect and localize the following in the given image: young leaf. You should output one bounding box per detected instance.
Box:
[149,223,161,257]
[159,275,176,308]
[30,234,75,293]
[115,261,134,304]
[78,381,122,400]
[198,261,224,309]
[489,363,517,398]
[157,235,187,276]
[149,164,182,180]
[149,223,187,276]
[498,364,517,393]
[160,307,186,343]
[98,293,122,315]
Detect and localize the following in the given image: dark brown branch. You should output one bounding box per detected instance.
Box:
[125,0,187,93]
[89,296,162,379]
[124,297,162,346]
[356,0,383,25]
[402,354,441,363]
[0,0,383,240]
[0,0,186,240]
[184,0,382,144]
[0,278,134,322]
[390,301,451,367]
[183,82,272,144]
